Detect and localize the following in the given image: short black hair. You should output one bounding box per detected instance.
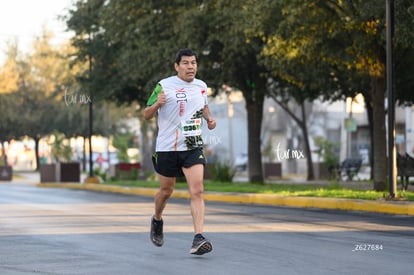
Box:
[175,48,198,64]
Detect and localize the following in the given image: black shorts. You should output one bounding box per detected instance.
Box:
[152,148,206,177]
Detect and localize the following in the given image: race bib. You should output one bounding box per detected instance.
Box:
[181,119,202,137]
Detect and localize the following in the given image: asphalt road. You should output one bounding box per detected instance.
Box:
[0,182,413,275]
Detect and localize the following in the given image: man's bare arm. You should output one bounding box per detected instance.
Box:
[203,105,216,130]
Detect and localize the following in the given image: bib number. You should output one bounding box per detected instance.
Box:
[181,119,202,137]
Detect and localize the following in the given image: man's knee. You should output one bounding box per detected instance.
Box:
[157,176,175,198]
[188,181,204,198]
[159,185,174,198]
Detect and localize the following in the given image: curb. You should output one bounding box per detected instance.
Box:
[36,183,414,216]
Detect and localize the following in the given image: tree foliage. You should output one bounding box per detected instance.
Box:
[255,0,414,190]
[65,0,273,182]
[64,0,414,187]
[0,42,20,94]
[0,27,130,169]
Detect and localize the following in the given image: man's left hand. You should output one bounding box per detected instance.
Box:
[207,118,216,130]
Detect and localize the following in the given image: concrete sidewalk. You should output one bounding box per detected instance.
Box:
[11,171,88,184]
[10,171,414,216]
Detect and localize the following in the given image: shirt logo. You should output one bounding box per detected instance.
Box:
[176,89,187,117]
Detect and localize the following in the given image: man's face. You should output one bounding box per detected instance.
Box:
[175,55,197,82]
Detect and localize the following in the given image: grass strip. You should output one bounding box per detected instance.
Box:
[102,180,414,201]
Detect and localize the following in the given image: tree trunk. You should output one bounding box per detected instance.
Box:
[140,118,155,173]
[364,94,374,180]
[82,136,87,173]
[246,97,264,183]
[34,136,40,171]
[300,103,315,180]
[371,75,387,191]
[1,140,7,166]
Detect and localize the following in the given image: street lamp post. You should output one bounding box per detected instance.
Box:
[223,84,234,164]
[85,3,95,181]
[386,0,396,198]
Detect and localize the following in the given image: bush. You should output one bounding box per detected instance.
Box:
[93,167,107,181]
[313,136,340,179]
[210,161,235,182]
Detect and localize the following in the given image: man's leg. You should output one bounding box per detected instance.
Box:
[150,174,175,247]
[154,174,176,220]
[182,164,204,234]
[183,164,212,255]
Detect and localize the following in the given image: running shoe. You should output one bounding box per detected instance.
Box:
[150,216,164,247]
[190,234,213,255]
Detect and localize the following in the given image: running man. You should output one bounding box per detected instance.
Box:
[144,48,216,255]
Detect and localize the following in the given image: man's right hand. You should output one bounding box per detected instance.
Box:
[157,90,166,107]
[144,90,166,120]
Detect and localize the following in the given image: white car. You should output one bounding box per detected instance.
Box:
[234,153,248,171]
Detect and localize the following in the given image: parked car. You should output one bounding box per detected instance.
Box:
[234,153,248,171]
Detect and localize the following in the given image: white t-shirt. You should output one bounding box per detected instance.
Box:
[146,76,208,152]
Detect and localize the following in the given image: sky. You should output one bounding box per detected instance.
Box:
[0,0,74,62]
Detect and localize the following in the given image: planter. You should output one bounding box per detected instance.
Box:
[58,162,81,182]
[0,166,12,181]
[40,164,57,182]
[40,162,80,183]
[263,162,282,179]
[115,163,141,180]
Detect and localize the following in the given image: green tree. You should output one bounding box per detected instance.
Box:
[49,130,72,162]
[20,30,76,169]
[0,38,61,168]
[249,0,369,180]
[0,29,86,169]
[66,0,270,182]
[0,93,19,141]
[178,0,269,182]
[65,0,193,174]
[64,0,414,188]
[258,0,414,190]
